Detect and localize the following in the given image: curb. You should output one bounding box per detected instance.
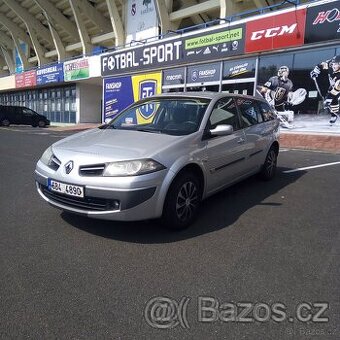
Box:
[280,132,340,153]
[48,124,99,132]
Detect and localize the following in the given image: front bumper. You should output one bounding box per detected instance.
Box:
[35,166,168,221]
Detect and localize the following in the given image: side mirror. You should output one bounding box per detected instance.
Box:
[210,124,234,136]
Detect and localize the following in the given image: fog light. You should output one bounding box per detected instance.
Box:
[108,200,120,210]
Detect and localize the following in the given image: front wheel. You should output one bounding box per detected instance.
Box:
[38,120,46,128]
[259,146,278,181]
[1,118,10,127]
[162,172,202,230]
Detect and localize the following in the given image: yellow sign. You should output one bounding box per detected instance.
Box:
[132,72,162,124]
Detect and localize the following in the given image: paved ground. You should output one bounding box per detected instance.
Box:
[0,127,339,339]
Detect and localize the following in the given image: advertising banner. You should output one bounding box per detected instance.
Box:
[14,42,27,74]
[223,58,256,80]
[101,40,183,76]
[162,67,185,86]
[187,63,221,83]
[183,25,245,63]
[132,72,162,124]
[15,70,37,88]
[103,76,134,122]
[125,0,159,44]
[101,24,245,77]
[64,58,89,81]
[245,9,306,53]
[36,63,64,85]
[305,1,340,44]
[103,72,162,123]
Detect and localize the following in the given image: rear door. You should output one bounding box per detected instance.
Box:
[203,97,248,195]
[235,97,270,171]
[22,108,35,125]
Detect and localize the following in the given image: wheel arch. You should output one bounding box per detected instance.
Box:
[158,162,205,215]
[161,163,205,229]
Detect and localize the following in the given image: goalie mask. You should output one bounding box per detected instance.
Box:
[331,55,340,72]
[278,66,290,80]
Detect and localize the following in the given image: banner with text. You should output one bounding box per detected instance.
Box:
[187,63,221,84]
[305,1,340,44]
[245,9,306,53]
[37,63,64,85]
[101,24,245,77]
[64,58,89,81]
[15,70,37,88]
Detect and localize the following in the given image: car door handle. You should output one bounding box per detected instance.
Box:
[237,137,245,144]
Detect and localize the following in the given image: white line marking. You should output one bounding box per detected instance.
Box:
[283,161,340,173]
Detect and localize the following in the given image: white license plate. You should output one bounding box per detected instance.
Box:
[48,179,84,198]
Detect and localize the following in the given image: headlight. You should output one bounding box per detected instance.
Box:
[40,146,53,165]
[103,159,166,177]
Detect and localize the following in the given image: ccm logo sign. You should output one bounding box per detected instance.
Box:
[246,9,306,53]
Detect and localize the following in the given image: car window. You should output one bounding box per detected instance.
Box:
[23,108,34,116]
[236,98,262,127]
[108,98,209,136]
[258,101,277,122]
[208,97,240,131]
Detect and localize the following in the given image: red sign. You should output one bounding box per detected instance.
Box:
[15,70,37,88]
[245,9,306,53]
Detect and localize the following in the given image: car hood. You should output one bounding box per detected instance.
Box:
[52,128,184,163]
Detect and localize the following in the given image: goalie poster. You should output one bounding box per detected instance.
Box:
[103,72,162,123]
[257,47,340,121]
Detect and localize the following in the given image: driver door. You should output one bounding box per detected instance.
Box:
[203,97,248,195]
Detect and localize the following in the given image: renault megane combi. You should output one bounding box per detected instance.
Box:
[35,92,280,229]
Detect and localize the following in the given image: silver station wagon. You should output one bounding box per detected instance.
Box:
[35,92,280,230]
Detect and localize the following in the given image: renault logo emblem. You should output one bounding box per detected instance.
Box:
[65,160,74,174]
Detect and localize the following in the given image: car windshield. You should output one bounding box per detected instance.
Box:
[105,98,210,136]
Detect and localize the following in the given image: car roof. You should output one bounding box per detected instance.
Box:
[148,91,266,102]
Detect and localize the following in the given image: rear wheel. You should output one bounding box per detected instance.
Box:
[260,146,278,181]
[1,118,10,127]
[162,171,202,230]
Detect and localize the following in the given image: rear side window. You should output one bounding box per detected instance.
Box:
[236,98,262,127]
[23,108,34,116]
[258,101,276,122]
[208,97,240,131]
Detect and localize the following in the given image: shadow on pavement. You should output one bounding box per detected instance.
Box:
[61,167,305,243]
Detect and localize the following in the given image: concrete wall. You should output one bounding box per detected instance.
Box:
[77,82,102,123]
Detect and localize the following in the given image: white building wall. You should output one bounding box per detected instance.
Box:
[0,75,15,91]
[77,82,102,123]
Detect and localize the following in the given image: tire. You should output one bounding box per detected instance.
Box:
[1,118,10,127]
[162,171,202,230]
[38,120,46,128]
[260,146,278,181]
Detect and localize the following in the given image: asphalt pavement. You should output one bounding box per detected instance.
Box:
[0,126,339,339]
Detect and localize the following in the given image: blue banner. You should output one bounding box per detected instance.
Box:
[36,63,64,85]
[103,76,134,122]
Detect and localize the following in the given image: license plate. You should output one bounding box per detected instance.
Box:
[48,179,84,198]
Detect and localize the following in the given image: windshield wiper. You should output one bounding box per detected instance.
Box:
[135,127,162,133]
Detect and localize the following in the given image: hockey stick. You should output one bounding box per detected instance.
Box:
[312,77,324,101]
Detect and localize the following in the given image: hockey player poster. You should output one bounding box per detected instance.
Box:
[257,47,340,127]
